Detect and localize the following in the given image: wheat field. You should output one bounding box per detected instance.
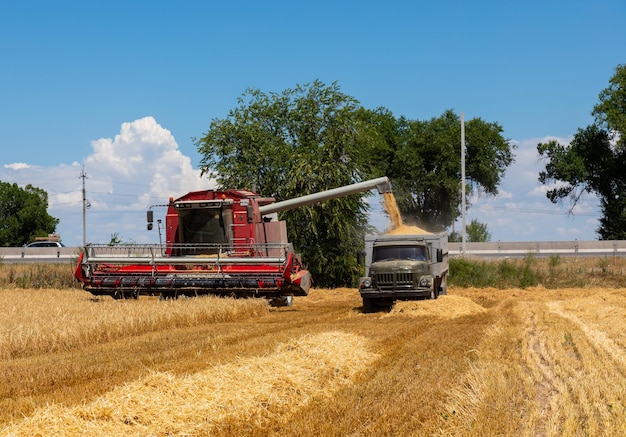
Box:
[2,285,626,436]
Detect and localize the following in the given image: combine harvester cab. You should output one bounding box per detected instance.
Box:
[75,177,392,306]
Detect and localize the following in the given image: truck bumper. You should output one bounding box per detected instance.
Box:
[359,288,433,300]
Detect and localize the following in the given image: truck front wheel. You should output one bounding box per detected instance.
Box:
[362,298,377,313]
[362,298,394,313]
[430,288,438,300]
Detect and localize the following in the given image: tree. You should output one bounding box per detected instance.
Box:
[359,109,514,231]
[108,233,135,246]
[0,181,59,246]
[448,219,491,242]
[466,218,491,242]
[538,64,626,239]
[195,81,372,287]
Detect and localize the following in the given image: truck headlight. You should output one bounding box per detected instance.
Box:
[418,276,432,288]
[359,277,372,289]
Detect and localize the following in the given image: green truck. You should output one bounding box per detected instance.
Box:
[358,233,449,312]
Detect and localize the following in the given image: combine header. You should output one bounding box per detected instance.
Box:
[74,177,392,306]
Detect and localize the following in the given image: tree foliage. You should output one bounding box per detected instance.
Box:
[196,81,372,287]
[0,181,59,246]
[196,81,513,287]
[358,109,514,231]
[538,64,626,239]
[449,218,492,243]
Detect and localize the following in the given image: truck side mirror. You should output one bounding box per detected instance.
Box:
[436,249,443,263]
[147,210,154,230]
[357,250,365,265]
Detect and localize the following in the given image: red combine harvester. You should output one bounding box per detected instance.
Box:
[74,177,392,306]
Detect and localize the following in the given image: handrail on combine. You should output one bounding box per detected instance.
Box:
[82,243,292,266]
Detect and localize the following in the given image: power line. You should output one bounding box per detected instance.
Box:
[473,204,600,217]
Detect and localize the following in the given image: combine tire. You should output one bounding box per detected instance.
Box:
[269,295,293,307]
[112,289,138,300]
[159,291,178,300]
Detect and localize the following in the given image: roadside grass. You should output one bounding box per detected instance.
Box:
[3,256,626,290]
[450,254,626,288]
[0,262,80,289]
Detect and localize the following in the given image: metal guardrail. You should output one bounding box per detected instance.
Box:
[448,240,626,258]
[2,240,626,263]
[0,247,79,263]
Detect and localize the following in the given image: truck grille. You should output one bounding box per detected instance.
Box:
[374,271,414,289]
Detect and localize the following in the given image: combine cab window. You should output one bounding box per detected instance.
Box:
[372,245,427,262]
[178,207,232,252]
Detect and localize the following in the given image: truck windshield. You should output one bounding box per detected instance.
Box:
[372,245,427,262]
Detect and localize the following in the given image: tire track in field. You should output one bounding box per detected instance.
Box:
[547,301,626,376]
[546,300,626,435]
[520,301,566,436]
[521,299,626,436]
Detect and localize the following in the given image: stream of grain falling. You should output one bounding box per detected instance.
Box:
[383,192,403,228]
[383,192,430,235]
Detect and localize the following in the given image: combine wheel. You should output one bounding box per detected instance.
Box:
[269,295,293,307]
[159,291,178,301]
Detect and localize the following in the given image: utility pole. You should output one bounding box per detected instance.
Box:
[80,166,88,246]
[461,112,466,255]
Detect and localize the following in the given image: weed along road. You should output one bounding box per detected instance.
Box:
[2,286,626,436]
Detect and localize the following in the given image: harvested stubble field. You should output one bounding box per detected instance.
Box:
[2,284,626,436]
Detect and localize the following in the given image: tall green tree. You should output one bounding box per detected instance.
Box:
[449,218,491,242]
[359,109,514,231]
[0,181,59,246]
[196,80,372,287]
[538,64,626,239]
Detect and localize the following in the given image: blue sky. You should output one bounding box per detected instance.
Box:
[1,1,625,246]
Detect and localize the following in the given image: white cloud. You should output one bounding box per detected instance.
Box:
[85,116,209,197]
[458,135,600,241]
[0,117,212,245]
[4,162,31,170]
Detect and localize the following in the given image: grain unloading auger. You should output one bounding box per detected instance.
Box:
[74,177,392,306]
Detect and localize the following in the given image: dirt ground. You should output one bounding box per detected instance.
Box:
[2,286,626,436]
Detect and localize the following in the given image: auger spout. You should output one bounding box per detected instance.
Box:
[259,176,392,215]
